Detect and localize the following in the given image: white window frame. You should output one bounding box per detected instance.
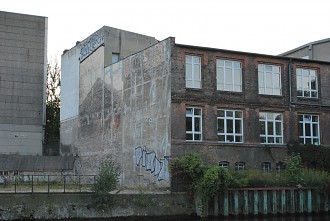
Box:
[258,64,282,95]
[296,68,318,98]
[260,112,283,144]
[217,109,243,143]
[261,162,271,172]
[235,162,245,170]
[186,107,202,141]
[185,55,201,89]
[298,114,320,145]
[216,59,242,92]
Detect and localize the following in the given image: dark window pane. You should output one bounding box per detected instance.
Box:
[194,134,200,141]
[218,135,225,142]
[260,122,266,135]
[313,124,318,136]
[194,109,201,115]
[268,137,274,143]
[235,120,241,133]
[305,138,311,144]
[235,111,242,118]
[195,118,200,131]
[276,122,282,135]
[186,117,192,131]
[260,137,266,143]
[268,122,274,135]
[218,119,224,133]
[218,110,224,117]
[305,124,311,136]
[186,134,193,140]
[297,90,302,96]
[227,119,233,133]
[227,135,234,142]
[235,136,242,142]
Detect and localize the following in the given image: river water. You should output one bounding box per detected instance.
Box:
[36,214,329,221]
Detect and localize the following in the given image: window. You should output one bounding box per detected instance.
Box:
[235,162,245,170]
[185,55,201,88]
[298,114,320,145]
[276,161,285,172]
[217,109,243,143]
[219,161,229,169]
[186,107,202,141]
[261,162,271,172]
[259,112,283,144]
[258,64,281,95]
[216,59,242,92]
[112,53,120,63]
[296,68,318,98]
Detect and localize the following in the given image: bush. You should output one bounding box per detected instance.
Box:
[92,158,121,210]
[170,153,206,191]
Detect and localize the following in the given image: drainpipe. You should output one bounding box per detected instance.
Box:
[42,17,48,155]
[288,58,292,106]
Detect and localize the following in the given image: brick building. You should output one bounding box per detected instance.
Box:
[61,33,330,189]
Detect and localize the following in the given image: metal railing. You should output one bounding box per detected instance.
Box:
[0,175,96,193]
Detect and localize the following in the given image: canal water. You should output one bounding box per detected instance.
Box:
[36,214,330,221]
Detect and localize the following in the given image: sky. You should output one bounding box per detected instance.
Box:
[1,0,330,62]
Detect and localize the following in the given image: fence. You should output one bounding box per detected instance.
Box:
[0,175,96,193]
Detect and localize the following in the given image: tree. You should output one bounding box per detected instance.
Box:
[45,60,61,146]
[92,158,121,210]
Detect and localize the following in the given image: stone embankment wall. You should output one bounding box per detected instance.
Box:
[0,193,195,220]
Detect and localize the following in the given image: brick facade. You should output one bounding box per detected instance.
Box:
[171,44,330,170]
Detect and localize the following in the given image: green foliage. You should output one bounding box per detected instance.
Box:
[302,170,330,192]
[170,153,206,191]
[197,166,221,199]
[288,141,330,171]
[92,158,121,210]
[45,60,61,146]
[286,154,304,187]
[243,169,288,188]
[171,153,330,198]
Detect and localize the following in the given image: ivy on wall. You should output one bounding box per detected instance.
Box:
[287,141,330,171]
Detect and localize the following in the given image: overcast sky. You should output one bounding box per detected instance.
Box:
[1,0,330,62]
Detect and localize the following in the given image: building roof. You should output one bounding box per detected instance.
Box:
[0,155,76,171]
[279,38,330,56]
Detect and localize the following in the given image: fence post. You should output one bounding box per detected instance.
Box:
[31,175,34,193]
[48,175,50,194]
[63,175,66,193]
[14,175,17,193]
[79,175,81,192]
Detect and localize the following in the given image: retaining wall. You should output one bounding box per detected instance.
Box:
[198,188,330,217]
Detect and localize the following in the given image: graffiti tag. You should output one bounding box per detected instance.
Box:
[134,146,169,182]
[80,31,104,61]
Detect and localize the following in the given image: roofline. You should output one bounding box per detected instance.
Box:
[279,38,330,56]
[176,43,330,64]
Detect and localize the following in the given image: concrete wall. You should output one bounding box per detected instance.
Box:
[0,11,47,155]
[60,27,158,157]
[282,41,330,62]
[64,38,173,189]
[0,193,195,220]
[170,45,330,169]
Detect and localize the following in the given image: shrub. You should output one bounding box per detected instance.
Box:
[92,158,121,210]
[286,154,303,187]
[196,166,221,199]
[170,153,206,191]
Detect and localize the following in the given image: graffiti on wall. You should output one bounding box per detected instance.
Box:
[134,146,169,182]
[79,31,104,61]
